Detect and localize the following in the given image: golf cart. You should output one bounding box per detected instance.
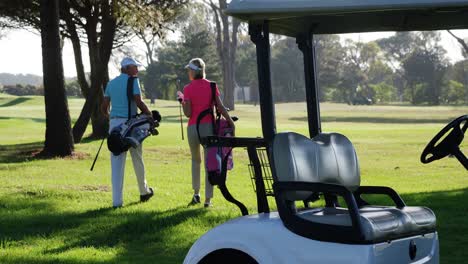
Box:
[184,1,468,263]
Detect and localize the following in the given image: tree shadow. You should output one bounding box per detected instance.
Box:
[159,105,181,109]
[0,97,32,107]
[44,207,210,263]
[0,116,45,123]
[0,193,216,263]
[0,141,44,163]
[290,116,453,124]
[80,135,106,144]
[162,114,187,124]
[1,188,466,263]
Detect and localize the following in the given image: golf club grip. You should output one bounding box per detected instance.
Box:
[90,138,105,171]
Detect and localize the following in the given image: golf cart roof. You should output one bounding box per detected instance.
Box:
[226,0,468,37]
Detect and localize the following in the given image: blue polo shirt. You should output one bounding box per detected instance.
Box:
[104,74,141,118]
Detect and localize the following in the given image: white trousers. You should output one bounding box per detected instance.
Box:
[109,118,151,207]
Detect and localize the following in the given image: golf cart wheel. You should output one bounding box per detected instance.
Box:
[198,249,258,264]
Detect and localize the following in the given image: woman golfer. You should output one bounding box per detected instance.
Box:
[178,58,235,207]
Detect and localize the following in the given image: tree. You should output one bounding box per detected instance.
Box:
[377,32,418,101]
[335,40,387,103]
[235,33,257,103]
[401,32,448,105]
[441,80,466,104]
[0,0,187,142]
[70,0,186,142]
[447,30,468,104]
[270,37,305,102]
[204,0,240,110]
[39,0,74,156]
[142,4,222,101]
[314,35,345,101]
[403,49,448,105]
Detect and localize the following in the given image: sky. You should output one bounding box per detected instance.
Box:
[1,29,468,78]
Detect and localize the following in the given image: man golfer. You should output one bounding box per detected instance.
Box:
[101,57,154,208]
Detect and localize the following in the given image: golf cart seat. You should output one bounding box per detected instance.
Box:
[272,132,436,244]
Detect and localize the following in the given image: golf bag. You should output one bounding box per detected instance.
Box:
[107,112,160,156]
[107,76,161,156]
[197,82,234,186]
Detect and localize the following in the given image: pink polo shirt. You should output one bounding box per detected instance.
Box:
[183,79,220,126]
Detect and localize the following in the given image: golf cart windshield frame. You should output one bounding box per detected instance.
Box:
[228,0,468,142]
[250,21,321,140]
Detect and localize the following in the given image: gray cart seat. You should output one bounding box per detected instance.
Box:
[272,132,436,243]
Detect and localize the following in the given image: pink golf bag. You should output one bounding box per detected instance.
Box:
[196,82,234,186]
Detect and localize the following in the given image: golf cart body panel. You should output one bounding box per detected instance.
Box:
[226,0,468,36]
[184,212,439,264]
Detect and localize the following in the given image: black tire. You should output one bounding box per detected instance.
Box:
[198,249,258,264]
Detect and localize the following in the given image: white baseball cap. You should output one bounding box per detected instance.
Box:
[184,58,205,71]
[185,62,201,71]
[121,57,142,68]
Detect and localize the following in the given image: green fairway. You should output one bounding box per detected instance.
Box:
[0,94,467,263]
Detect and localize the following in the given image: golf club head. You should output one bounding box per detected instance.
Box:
[232,116,239,122]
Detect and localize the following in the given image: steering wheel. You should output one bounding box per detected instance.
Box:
[421,115,468,170]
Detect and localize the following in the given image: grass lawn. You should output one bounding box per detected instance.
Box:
[0,94,467,263]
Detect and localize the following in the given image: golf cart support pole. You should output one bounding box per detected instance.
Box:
[297,31,322,138]
[298,31,339,207]
[249,21,276,142]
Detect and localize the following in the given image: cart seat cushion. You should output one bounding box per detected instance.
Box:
[299,206,436,241]
[273,132,360,200]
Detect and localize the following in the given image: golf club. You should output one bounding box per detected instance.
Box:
[90,137,106,171]
[176,79,185,140]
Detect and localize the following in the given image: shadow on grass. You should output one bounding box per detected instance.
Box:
[0,193,219,263]
[160,105,181,109]
[0,141,44,163]
[0,188,466,263]
[290,116,453,124]
[80,135,106,144]
[0,97,32,107]
[0,116,45,123]
[162,114,187,124]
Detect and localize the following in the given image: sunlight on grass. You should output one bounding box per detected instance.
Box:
[0,95,467,263]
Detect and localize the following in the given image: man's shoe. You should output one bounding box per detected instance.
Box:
[140,188,154,202]
[204,202,212,208]
[188,194,201,206]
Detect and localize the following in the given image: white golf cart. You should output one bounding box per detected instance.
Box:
[184,1,468,263]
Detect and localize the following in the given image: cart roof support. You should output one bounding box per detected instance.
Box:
[250,21,276,142]
[297,31,321,138]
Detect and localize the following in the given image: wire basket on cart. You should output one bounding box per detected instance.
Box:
[248,147,274,197]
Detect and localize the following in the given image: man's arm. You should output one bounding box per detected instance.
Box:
[134,95,152,116]
[101,97,110,118]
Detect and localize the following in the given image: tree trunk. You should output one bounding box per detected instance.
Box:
[61,1,89,98]
[40,0,74,156]
[72,1,116,142]
[210,0,239,110]
[464,64,468,105]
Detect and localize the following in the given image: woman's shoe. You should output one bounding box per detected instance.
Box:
[188,194,201,206]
